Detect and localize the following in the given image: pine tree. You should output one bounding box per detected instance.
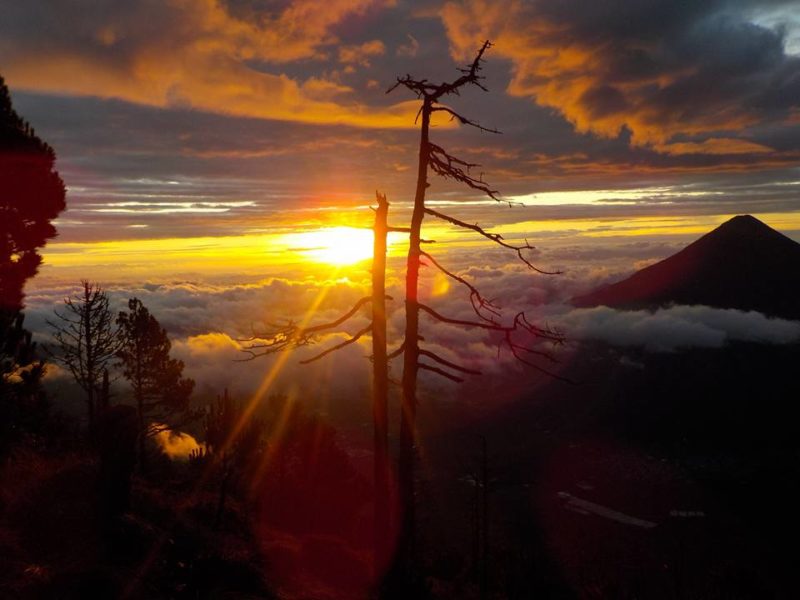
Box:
[0,312,47,453]
[1,74,63,451]
[0,75,66,311]
[116,298,194,466]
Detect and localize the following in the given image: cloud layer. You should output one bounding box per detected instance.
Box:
[559,305,800,352]
[27,248,800,411]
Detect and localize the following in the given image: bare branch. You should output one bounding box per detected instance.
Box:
[299,324,372,364]
[386,41,493,103]
[417,303,568,381]
[506,338,558,363]
[418,363,465,383]
[419,304,564,346]
[419,303,508,332]
[420,250,502,325]
[239,296,379,359]
[386,76,439,98]
[419,348,482,375]
[432,40,493,100]
[431,106,501,134]
[425,207,563,275]
[504,331,573,384]
[428,142,499,200]
[388,340,406,361]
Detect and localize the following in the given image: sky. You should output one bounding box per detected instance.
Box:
[3,0,800,408]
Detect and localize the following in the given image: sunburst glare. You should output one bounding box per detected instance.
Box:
[282,226,375,265]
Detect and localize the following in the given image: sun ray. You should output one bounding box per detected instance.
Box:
[247,387,300,495]
[222,267,341,461]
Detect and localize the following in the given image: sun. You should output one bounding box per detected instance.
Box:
[284,226,375,266]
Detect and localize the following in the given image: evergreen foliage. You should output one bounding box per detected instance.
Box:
[116,298,194,461]
[0,74,61,452]
[0,75,66,311]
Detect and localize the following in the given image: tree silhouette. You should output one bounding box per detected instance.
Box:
[0,75,66,312]
[116,297,195,467]
[200,388,264,528]
[370,192,398,570]
[1,74,63,453]
[0,312,47,453]
[48,281,120,433]
[387,40,564,571]
[242,45,565,583]
[241,192,405,568]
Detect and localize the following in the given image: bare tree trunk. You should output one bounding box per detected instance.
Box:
[82,282,95,433]
[136,387,146,472]
[372,192,391,570]
[100,368,110,410]
[399,98,432,570]
[386,42,563,588]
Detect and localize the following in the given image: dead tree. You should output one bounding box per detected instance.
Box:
[387,40,564,572]
[372,192,393,571]
[48,281,120,433]
[241,191,406,569]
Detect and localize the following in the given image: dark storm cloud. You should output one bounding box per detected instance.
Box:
[444,0,800,154]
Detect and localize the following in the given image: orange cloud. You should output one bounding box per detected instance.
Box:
[396,34,420,58]
[338,40,386,66]
[656,138,774,156]
[0,0,432,129]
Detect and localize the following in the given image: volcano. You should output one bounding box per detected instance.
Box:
[573,215,800,319]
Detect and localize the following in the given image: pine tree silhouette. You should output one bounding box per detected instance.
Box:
[0,75,66,311]
[0,312,47,453]
[116,298,195,468]
[0,75,63,452]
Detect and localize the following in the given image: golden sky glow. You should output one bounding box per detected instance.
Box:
[5,0,799,307]
[31,212,800,288]
[279,226,382,266]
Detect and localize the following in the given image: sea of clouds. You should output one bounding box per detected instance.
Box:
[24,239,800,415]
